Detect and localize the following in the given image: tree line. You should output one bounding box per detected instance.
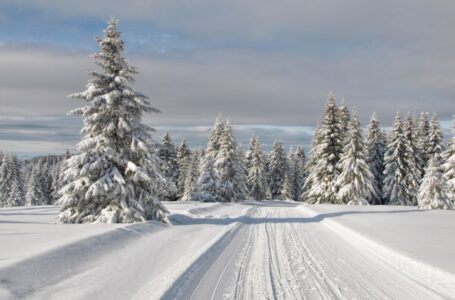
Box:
[0,19,454,224]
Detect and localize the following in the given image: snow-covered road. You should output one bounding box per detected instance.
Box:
[163,202,451,300]
[1,202,454,299]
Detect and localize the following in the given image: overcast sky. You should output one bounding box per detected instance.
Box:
[0,1,454,156]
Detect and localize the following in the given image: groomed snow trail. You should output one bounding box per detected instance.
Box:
[1,202,454,299]
[164,201,447,300]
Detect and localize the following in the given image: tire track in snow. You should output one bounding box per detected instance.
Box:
[163,202,448,299]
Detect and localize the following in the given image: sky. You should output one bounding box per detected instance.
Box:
[0,0,454,156]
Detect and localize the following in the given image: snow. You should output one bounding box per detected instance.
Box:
[1,202,455,299]
[304,204,455,275]
[0,206,123,269]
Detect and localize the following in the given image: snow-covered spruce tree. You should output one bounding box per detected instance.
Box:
[51,151,71,204]
[25,164,46,206]
[159,132,178,182]
[417,155,453,209]
[336,114,373,205]
[300,122,323,199]
[443,117,455,201]
[0,154,24,207]
[41,160,53,204]
[176,139,191,198]
[404,115,423,181]
[428,113,444,160]
[281,148,304,201]
[207,115,225,156]
[215,122,247,202]
[245,136,258,176]
[247,137,268,200]
[158,132,179,201]
[303,94,343,204]
[365,113,386,204]
[383,113,420,205]
[268,141,288,199]
[338,98,351,143]
[58,19,168,223]
[417,112,431,169]
[295,145,306,172]
[181,153,200,201]
[197,154,220,202]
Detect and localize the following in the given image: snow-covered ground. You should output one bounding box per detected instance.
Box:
[0,202,454,299]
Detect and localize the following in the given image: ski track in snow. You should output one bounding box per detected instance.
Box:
[0,202,454,299]
[164,202,452,300]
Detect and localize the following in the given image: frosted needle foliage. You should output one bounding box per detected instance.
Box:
[58,19,168,223]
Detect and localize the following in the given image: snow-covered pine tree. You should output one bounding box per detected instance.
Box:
[246,137,268,200]
[417,155,453,209]
[268,141,288,199]
[158,132,179,201]
[181,153,200,201]
[245,136,257,175]
[215,121,247,202]
[197,154,219,202]
[207,115,225,156]
[303,93,343,204]
[159,132,179,181]
[51,151,71,204]
[404,115,423,181]
[443,116,455,202]
[40,159,53,204]
[365,113,386,204]
[417,112,431,169]
[428,113,444,160]
[336,113,373,205]
[8,180,25,207]
[176,139,191,198]
[338,98,351,143]
[300,122,322,199]
[25,164,46,206]
[383,113,420,205]
[58,19,168,223]
[295,145,307,201]
[0,154,24,207]
[281,148,304,201]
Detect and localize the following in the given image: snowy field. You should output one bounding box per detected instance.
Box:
[1,202,455,300]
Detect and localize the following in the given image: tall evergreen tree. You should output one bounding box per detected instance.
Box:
[159,132,178,181]
[247,137,268,200]
[383,113,420,205]
[158,132,179,201]
[214,122,247,202]
[300,122,322,199]
[336,114,373,205]
[281,148,304,201]
[443,116,455,202]
[268,141,288,199]
[417,155,453,209]
[58,19,168,223]
[365,113,386,204]
[25,164,46,206]
[207,115,225,156]
[0,154,24,207]
[428,113,444,160]
[417,112,431,169]
[176,139,191,198]
[404,115,423,181]
[181,153,200,201]
[197,155,220,202]
[338,98,351,143]
[303,94,343,204]
[245,136,257,175]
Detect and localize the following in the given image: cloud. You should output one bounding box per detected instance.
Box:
[0,1,454,155]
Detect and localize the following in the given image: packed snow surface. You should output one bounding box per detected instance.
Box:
[0,201,454,299]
